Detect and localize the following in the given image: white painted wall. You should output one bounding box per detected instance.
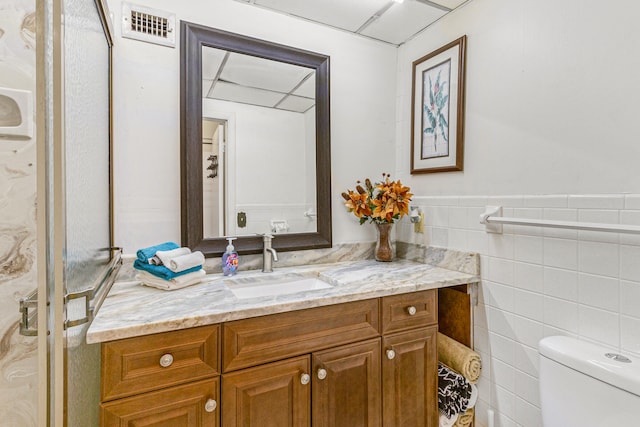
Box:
[395,1,640,426]
[396,0,640,196]
[108,0,398,253]
[205,99,307,206]
[109,1,640,425]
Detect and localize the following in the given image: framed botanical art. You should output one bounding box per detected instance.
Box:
[411,35,467,174]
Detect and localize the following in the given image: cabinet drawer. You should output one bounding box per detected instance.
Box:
[102,325,220,401]
[101,377,219,427]
[381,290,437,334]
[223,299,379,372]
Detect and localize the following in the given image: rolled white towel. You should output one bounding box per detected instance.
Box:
[439,413,459,427]
[136,269,206,291]
[155,247,191,267]
[465,384,478,410]
[168,251,205,272]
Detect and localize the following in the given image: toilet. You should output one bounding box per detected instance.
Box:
[539,336,640,426]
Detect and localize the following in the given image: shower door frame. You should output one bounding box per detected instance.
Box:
[36,0,115,425]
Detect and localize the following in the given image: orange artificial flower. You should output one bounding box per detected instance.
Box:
[342,174,413,224]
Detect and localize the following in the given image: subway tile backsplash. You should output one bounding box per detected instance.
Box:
[396,193,640,427]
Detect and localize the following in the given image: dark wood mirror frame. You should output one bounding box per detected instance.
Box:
[180,21,332,257]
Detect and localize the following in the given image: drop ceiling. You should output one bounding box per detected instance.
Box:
[204,0,469,112]
[203,46,316,113]
[233,0,469,46]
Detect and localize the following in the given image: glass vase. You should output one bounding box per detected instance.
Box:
[374,223,394,262]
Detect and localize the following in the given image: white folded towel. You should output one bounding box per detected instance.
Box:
[439,413,459,427]
[465,384,478,410]
[168,251,205,272]
[136,269,206,291]
[154,247,191,267]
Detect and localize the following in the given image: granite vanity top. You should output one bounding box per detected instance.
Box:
[86,258,480,344]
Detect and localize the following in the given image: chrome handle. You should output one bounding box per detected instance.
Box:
[204,398,217,413]
[386,349,396,360]
[159,353,174,368]
[317,368,327,380]
[407,306,417,316]
[300,373,311,385]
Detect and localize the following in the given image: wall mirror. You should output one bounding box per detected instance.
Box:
[181,21,332,256]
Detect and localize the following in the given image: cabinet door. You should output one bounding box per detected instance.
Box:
[101,378,219,427]
[222,355,311,427]
[312,338,381,427]
[382,326,437,427]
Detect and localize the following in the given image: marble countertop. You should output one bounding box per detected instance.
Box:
[86,258,480,344]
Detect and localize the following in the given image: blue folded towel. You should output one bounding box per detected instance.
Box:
[133,259,201,280]
[136,242,180,263]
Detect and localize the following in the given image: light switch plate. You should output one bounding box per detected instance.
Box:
[237,212,247,228]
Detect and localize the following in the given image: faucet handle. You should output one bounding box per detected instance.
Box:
[258,233,275,240]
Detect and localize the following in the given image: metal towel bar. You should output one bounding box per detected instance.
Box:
[19,247,123,336]
[480,206,640,234]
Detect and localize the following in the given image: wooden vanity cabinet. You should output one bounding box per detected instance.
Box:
[382,326,437,427]
[221,299,381,427]
[312,338,382,427]
[100,287,470,427]
[100,325,221,427]
[221,290,438,427]
[221,355,311,427]
[381,290,439,427]
[101,378,220,427]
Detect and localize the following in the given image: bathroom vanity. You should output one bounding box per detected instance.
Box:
[88,257,479,427]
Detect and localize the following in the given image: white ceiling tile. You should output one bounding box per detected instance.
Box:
[427,0,468,10]
[208,81,284,108]
[221,52,311,93]
[202,47,227,80]
[293,74,315,98]
[254,0,390,32]
[360,1,446,45]
[278,95,315,113]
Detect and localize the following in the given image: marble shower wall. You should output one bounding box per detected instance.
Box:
[0,0,39,425]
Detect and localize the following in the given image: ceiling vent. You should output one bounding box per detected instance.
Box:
[121,2,175,47]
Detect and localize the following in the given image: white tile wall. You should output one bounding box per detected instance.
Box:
[397,193,640,427]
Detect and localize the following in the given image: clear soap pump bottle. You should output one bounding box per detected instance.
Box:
[222,237,239,276]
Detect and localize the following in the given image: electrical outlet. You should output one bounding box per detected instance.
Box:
[414,212,425,233]
[237,212,247,228]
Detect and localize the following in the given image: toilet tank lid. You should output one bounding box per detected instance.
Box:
[539,336,640,397]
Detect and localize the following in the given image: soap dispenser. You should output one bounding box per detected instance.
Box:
[222,237,239,276]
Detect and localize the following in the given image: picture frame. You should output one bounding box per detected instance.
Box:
[411,35,466,174]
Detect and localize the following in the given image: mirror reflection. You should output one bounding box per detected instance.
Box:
[181,21,331,256]
[201,46,317,239]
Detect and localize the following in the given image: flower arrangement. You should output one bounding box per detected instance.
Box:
[341,174,413,225]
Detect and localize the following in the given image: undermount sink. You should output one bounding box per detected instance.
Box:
[226,274,333,299]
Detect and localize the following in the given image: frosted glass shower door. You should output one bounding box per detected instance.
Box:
[62,0,113,425]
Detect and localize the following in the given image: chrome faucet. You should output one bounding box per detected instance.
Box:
[261,233,278,273]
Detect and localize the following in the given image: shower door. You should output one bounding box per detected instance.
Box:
[23,0,115,425]
[60,0,114,425]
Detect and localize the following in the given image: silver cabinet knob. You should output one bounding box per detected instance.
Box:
[386,349,396,360]
[204,398,217,413]
[317,368,327,380]
[300,373,311,385]
[159,353,174,368]
[407,306,417,316]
